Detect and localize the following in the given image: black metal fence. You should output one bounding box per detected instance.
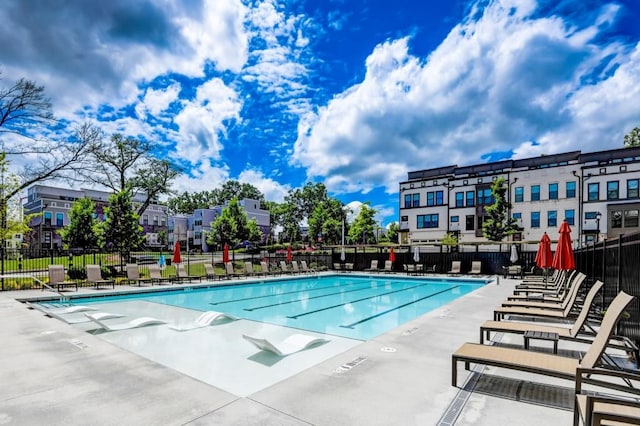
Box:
[575,232,640,345]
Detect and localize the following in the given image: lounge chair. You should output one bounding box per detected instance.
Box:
[469,261,482,275]
[175,263,200,283]
[204,263,224,280]
[36,308,123,324]
[290,261,302,274]
[47,265,78,291]
[493,273,587,321]
[225,262,240,278]
[125,264,154,287]
[448,261,461,274]
[85,312,166,331]
[260,261,276,276]
[243,261,256,277]
[148,264,174,285]
[300,260,315,273]
[364,260,379,272]
[279,261,293,274]
[242,333,329,356]
[451,291,634,387]
[382,260,393,273]
[500,272,586,310]
[86,265,115,289]
[169,311,238,331]
[508,270,577,301]
[574,367,640,425]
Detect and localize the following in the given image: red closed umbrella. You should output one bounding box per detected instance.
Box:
[389,247,396,262]
[535,232,553,269]
[223,243,230,263]
[551,221,575,271]
[172,241,182,264]
[287,246,293,262]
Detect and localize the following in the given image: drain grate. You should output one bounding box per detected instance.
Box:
[332,356,367,375]
[380,346,397,353]
[69,339,88,350]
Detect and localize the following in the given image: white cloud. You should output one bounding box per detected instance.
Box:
[135,83,182,119]
[238,169,291,202]
[292,0,640,194]
[173,78,242,162]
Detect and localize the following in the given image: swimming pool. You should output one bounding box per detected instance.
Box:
[50,274,488,340]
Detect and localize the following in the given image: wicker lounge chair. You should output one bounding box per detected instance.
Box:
[452,291,634,387]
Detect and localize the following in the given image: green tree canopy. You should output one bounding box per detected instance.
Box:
[624,127,640,148]
[308,199,347,245]
[482,177,520,241]
[206,198,263,248]
[347,203,377,244]
[58,197,98,249]
[97,190,145,260]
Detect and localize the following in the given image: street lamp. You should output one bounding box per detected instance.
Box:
[595,212,602,242]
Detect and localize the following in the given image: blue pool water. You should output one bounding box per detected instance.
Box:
[60,275,488,340]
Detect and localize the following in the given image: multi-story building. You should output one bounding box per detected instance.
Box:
[399,147,640,249]
[23,185,168,250]
[168,198,270,252]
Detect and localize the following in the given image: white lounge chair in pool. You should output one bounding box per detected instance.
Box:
[26,302,98,315]
[85,312,166,331]
[168,311,239,331]
[242,333,329,356]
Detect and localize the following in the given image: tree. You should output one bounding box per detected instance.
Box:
[308,199,347,245]
[624,127,640,148]
[81,133,180,216]
[347,203,377,244]
[482,177,520,241]
[0,73,54,139]
[96,190,145,261]
[58,197,98,249]
[0,155,33,248]
[387,222,399,244]
[206,198,263,248]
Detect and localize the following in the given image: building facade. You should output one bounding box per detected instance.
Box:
[167,198,271,252]
[399,147,640,249]
[23,185,168,250]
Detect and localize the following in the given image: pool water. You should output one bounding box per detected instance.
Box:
[62,275,488,340]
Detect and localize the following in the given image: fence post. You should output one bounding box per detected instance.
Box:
[617,235,623,296]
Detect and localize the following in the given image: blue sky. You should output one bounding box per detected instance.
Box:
[1,0,640,226]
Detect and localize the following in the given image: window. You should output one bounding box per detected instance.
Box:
[531,185,540,201]
[514,187,524,202]
[142,214,149,225]
[628,179,639,199]
[611,211,622,228]
[44,211,52,226]
[435,191,444,205]
[417,214,439,229]
[607,181,619,200]
[547,210,557,227]
[404,194,411,208]
[412,193,420,207]
[455,192,464,207]
[585,211,598,220]
[56,212,64,227]
[465,215,475,231]
[566,181,576,198]
[531,211,540,228]
[625,210,639,227]
[512,212,522,220]
[427,192,434,206]
[477,188,493,205]
[565,209,575,226]
[548,183,558,200]
[450,216,459,222]
[588,183,599,201]
[465,191,475,207]
[401,215,408,222]
[153,215,159,226]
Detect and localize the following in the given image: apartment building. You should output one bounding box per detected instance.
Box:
[23,185,168,250]
[168,198,270,252]
[399,147,640,249]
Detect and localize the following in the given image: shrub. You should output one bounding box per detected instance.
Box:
[67,267,86,280]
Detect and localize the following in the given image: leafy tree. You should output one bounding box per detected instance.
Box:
[96,190,144,261]
[277,201,302,243]
[206,198,263,247]
[218,180,265,204]
[0,155,33,248]
[308,199,347,245]
[624,127,640,148]
[386,222,399,243]
[482,177,520,241]
[81,133,180,216]
[347,203,377,244]
[167,190,215,214]
[58,197,98,249]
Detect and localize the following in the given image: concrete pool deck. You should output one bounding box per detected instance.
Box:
[0,274,595,425]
